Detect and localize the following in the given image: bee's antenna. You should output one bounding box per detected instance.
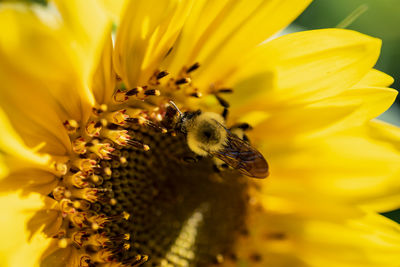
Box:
[169,101,183,116]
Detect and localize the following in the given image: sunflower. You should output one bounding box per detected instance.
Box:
[1,0,400,266]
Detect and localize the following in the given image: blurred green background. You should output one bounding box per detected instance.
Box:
[294,0,400,222]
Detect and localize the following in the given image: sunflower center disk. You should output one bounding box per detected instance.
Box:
[53,67,248,266]
[97,126,248,266]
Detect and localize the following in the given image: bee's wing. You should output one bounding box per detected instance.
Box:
[210,132,269,179]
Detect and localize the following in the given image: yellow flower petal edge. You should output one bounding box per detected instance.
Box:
[356,120,400,212]
[227,29,382,110]
[0,0,111,121]
[113,0,194,88]
[98,0,127,23]
[260,123,400,211]
[164,0,312,87]
[0,107,50,170]
[353,69,394,88]
[222,199,400,267]
[0,1,113,156]
[248,86,397,142]
[92,35,116,106]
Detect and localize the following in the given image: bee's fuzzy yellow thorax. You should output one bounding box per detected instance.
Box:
[186,112,228,156]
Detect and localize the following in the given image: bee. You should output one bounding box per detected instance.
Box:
[167,101,269,178]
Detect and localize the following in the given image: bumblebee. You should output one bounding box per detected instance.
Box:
[167,101,269,178]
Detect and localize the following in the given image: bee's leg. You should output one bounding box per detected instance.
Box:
[212,157,230,173]
[212,164,221,173]
[180,154,203,164]
[242,134,250,143]
[222,108,229,120]
[230,122,252,131]
[215,95,230,109]
[221,163,229,169]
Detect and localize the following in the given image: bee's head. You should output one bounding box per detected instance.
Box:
[167,101,203,134]
[178,110,202,134]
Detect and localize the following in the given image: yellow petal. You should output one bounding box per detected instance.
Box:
[98,0,127,23]
[364,119,400,149]
[259,197,400,267]
[0,1,111,154]
[222,205,305,267]
[227,29,382,109]
[296,209,400,267]
[0,107,50,168]
[0,0,110,124]
[0,168,57,196]
[114,0,194,88]
[224,200,400,267]
[92,34,116,105]
[356,120,400,211]
[262,126,400,208]
[352,69,394,88]
[248,98,360,142]
[0,192,51,267]
[164,0,312,87]
[250,86,397,141]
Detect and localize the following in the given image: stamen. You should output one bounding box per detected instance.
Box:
[88,140,114,159]
[72,137,87,154]
[102,129,131,146]
[91,249,114,263]
[217,88,233,94]
[70,212,87,228]
[58,238,69,248]
[127,140,150,151]
[143,120,168,133]
[63,171,88,188]
[92,104,108,116]
[87,232,109,247]
[87,214,108,228]
[125,117,146,125]
[86,121,102,137]
[215,95,230,108]
[114,89,129,102]
[175,77,191,85]
[72,159,97,173]
[123,254,149,266]
[126,87,143,96]
[108,109,129,125]
[79,255,92,267]
[189,92,202,98]
[63,119,79,134]
[52,186,71,201]
[72,231,90,247]
[51,161,68,176]
[144,89,161,96]
[59,199,76,214]
[78,200,92,211]
[109,233,130,242]
[70,188,100,203]
[186,62,200,73]
[90,174,103,185]
[156,71,169,79]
